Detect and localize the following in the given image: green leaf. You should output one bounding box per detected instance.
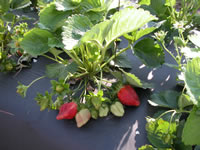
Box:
[150,0,167,17]
[174,120,193,150]
[0,0,10,13]
[20,28,53,57]
[45,62,78,79]
[49,48,63,58]
[134,38,165,67]
[184,57,200,106]
[139,0,151,5]
[112,52,132,69]
[10,0,31,9]
[121,69,152,89]
[149,90,180,109]
[123,71,142,88]
[1,13,15,22]
[81,20,114,47]
[182,107,200,145]
[135,27,156,41]
[81,7,157,48]
[48,37,64,48]
[80,0,103,12]
[35,91,53,111]
[165,0,176,7]
[55,0,80,11]
[62,14,93,50]
[178,93,193,109]
[138,145,155,150]
[146,118,176,148]
[39,3,71,31]
[188,30,200,48]
[104,7,157,48]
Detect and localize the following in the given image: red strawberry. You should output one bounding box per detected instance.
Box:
[117,85,140,106]
[56,102,78,120]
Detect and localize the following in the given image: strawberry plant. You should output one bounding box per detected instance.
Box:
[137,0,200,149]
[0,0,34,73]
[17,0,160,127]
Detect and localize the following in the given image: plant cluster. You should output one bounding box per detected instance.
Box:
[7,0,200,149]
[137,0,200,149]
[0,0,33,73]
[17,0,158,127]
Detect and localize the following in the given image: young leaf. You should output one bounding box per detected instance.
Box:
[62,14,93,50]
[146,118,176,148]
[39,2,71,31]
[184,57,200,106]
[165,0,176,7]
[182,107,200,145]
[138,145,155,150]
[20,28,53,57]
[55,0,80,11]
[134,38,165,68]
[139,0,151,5]
[149,90,180,109]
[45,62,78,79]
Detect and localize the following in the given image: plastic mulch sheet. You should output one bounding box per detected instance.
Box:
[0,40,178,150]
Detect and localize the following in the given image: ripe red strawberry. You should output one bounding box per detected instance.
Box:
[56,102,78,120]
[117,85,140,106]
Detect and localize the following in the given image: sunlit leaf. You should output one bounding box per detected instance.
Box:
[81,7,157,48]
[184,57,200,106]
[181,47,200,59]
[188,30,200,48]
[62,14,93,50]
[55,0,80,11]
